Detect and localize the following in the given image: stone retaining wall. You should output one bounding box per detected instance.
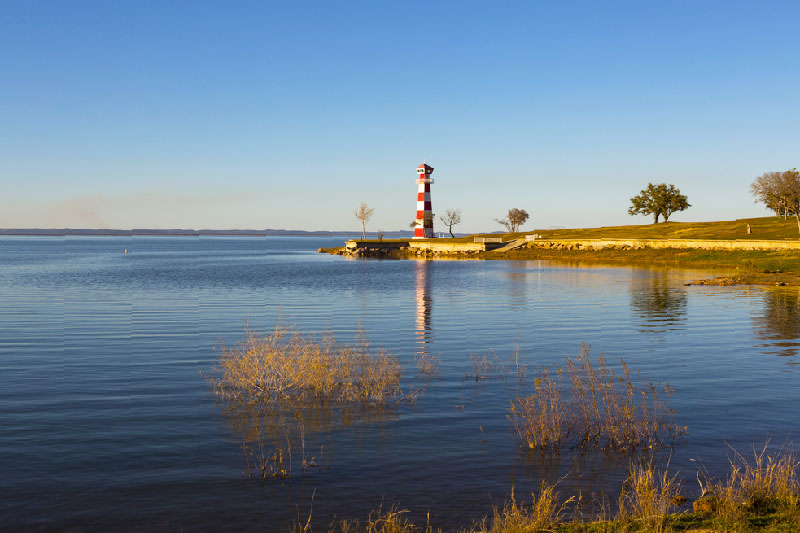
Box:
[408,241,493,252]
[532,238,800,251]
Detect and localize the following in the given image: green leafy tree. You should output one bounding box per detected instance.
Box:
[628,183,690,223]
[495,208,530,233]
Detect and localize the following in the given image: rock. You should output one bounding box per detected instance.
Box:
[692,495,717,514]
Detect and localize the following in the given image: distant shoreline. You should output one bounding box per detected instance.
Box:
[0,229,413,238]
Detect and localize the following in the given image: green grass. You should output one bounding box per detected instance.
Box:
[351,216,800,245]
[532,216,800,241]
[402,216,800,244]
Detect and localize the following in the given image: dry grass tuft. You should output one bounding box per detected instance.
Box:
[707,442,799,521]
[486,483,573,533]
[509,344,686,452]
[617,463,682,533]
[332,505,422,533]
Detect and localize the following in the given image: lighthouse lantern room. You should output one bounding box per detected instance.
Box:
[414,163,435,239]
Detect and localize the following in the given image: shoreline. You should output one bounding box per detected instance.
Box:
[320,244,800,286]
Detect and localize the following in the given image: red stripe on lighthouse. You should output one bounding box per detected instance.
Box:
[413,163,434,239]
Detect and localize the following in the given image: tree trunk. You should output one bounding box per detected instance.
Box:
[361,221,366,239]
[449,226,454,238]
[653,213,660,223]
[796,213,800,235]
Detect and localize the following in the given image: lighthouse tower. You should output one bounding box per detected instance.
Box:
[414,163,435,239]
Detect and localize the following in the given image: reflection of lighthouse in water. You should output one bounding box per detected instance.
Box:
[414,260,432,352]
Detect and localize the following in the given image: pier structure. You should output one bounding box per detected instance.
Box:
[414,164,435,239]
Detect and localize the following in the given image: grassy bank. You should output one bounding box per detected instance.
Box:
[421,216,800,244]
[534,216,800,241]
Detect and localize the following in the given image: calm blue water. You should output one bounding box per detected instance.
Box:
[1,236,798,531]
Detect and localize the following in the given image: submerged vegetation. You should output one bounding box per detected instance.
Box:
[207,327,797,531]
[209,325,405,405]
[207,324,417,478]
[509,345,686,452]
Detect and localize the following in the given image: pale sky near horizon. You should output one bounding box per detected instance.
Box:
[1,1,798,233]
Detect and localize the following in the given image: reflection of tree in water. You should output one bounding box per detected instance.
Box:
[630,273,687,333]
[752,288,800,357]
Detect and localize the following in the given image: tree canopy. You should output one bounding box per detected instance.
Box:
[628,183,690,223]
[495,208,529,233]
[751,168,800,232]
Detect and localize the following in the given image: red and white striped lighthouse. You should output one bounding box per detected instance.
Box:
[413,163,435,239]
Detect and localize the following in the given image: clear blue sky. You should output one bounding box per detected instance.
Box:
[1,1,798,232]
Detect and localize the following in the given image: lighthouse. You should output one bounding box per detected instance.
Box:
[413,163,435,238]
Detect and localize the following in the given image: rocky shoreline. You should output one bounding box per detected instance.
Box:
[318,246,485,258]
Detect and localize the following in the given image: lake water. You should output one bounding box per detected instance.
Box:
[1,236,798,531]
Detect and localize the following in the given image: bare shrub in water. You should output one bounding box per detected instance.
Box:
[415,353,441,381]
[208,324,407,478]
[508,368,566,449]
[211,325,403,405]
[509,344,686,451]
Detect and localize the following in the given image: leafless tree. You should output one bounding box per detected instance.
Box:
[354,203,374,239]
[439,208,462,238]
[495,208,529,233]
